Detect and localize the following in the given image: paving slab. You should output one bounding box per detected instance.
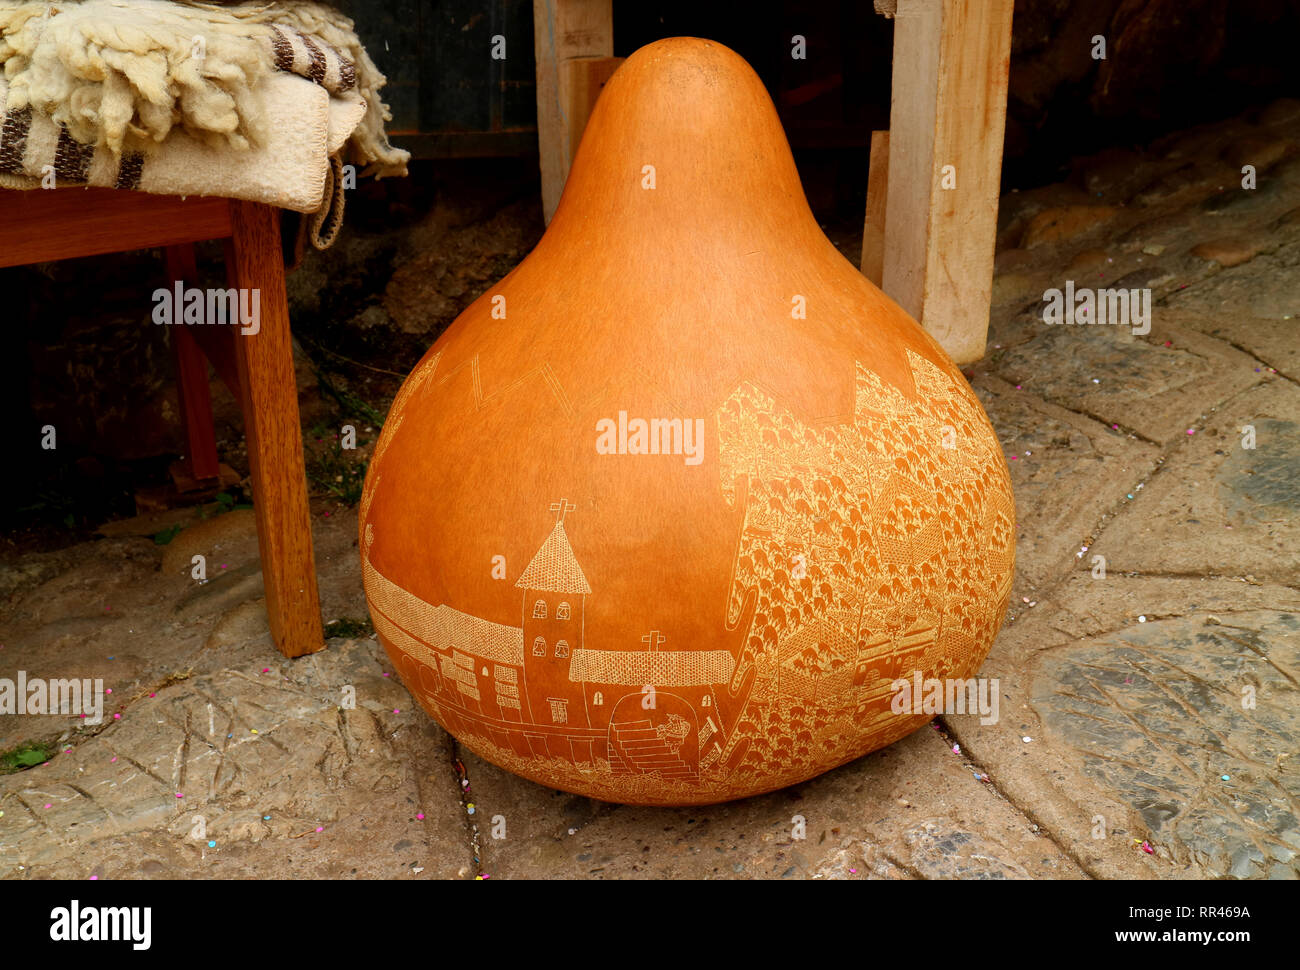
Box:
[1162,241,1300,378]
[971,375,1160,589]
[1,505,476,880]
[460,721,1085,880]
[947,574,1300,880]
[1091,377,1300,585]
[0,636,470,879]
[1028,611,1299,879]
[992,314,1263,446]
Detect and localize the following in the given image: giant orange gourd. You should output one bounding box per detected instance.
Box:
[360,38,1014,805]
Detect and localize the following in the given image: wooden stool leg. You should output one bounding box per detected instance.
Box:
[164,244,220,481]
[223,200,324,658]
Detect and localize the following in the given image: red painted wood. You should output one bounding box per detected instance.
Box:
[164,245,220,481]
[224,201,325,658]
[0,187,232,267]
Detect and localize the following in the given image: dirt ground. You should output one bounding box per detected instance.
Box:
[2,98,1298,880]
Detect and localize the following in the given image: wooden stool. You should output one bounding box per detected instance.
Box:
[530,0,1014,364]
[1,187,325,659]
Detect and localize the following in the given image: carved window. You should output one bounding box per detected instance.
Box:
[556,602,571,620]
[532,599,547,619]
[548,698,568,724]
[555,639,570,658]
[532,636,547,657]
[593,691,604,706]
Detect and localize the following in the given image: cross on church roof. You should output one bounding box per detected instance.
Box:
[549,498,576,524]
[642,630,666,651]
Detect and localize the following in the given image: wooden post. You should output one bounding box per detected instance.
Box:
[860,130,890,288]
[564,55,624,165]
[224,200,324,658]
[881,0,1014,364]
[532,0,614,223]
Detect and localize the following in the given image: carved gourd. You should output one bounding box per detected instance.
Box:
[360,37,1015,806]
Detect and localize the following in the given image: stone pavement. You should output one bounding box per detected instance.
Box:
[2,99,1298,880]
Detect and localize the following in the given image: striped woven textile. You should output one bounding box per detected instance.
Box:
[0,71,368,214]
[0,1,406,215]
[0,85,147,189]
[269,24,357,94]
[0,0,407,209]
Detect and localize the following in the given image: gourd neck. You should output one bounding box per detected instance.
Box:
[541,38,825,265]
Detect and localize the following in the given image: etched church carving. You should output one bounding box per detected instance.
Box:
[363,499,736,780]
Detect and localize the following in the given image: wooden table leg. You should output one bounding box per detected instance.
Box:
[164,244,220,482]
[881,0,1014,365]
[223,200,324,658]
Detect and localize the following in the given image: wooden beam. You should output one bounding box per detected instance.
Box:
[224,201,324,658]
[860,130,890,287]
[532,0,613,223]
[881,0,1014,364]
[564,55,624,166]
[0,188,231,267]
